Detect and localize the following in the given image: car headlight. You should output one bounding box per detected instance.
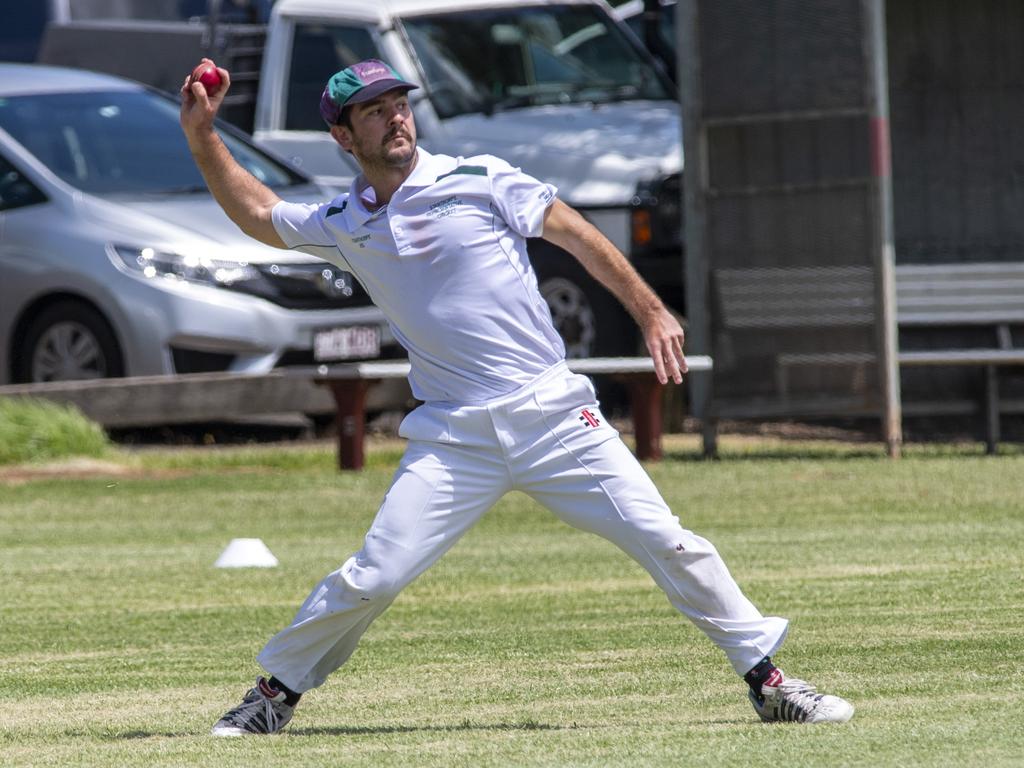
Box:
[110,244,267,290]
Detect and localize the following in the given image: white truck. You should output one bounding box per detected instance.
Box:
[252,0,684,356]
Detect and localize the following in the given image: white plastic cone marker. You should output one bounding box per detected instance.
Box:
[215,538,279,568]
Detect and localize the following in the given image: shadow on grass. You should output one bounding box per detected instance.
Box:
[658,442,1019,463]
[289,720,575,737]
[113,731,191,740]
[660,446,887,463]
[290,718,754,736]
[108,720,576,740]
[109,714,763,740]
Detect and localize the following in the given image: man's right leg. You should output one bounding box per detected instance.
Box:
[212,439,509,735]
[258,440,510,693]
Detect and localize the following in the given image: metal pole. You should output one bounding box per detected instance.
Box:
[678,1,717,457]
[864,0,903,457]
[205,0,222,56]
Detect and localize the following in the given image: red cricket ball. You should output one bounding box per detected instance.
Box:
[191,62,223,97]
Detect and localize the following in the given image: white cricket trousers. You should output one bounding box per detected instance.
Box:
[258,362,788,692]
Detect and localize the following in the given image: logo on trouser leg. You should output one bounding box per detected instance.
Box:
[578,408,600,428]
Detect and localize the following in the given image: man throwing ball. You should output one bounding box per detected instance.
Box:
[179,58,854,735]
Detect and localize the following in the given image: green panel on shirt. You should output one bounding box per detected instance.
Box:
[435,165,488,182]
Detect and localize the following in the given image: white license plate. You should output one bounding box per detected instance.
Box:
[313,326,381,362]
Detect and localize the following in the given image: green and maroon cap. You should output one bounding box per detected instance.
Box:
[319,59,419,125]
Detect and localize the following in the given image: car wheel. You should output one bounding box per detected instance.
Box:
[14,300,125,383]
[534,248,635,358]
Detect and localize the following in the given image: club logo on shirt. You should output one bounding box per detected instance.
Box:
[427,195,463,220]
[578,408,601,428]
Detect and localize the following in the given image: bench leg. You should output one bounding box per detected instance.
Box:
[321,379,372,470]
[984,365,1000,455]
[628,377,664,461]
[702,417,719,459]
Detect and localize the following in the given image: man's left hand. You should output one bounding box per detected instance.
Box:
[642,307,687,385]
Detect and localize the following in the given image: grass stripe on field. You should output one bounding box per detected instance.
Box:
[0,435,1022,766]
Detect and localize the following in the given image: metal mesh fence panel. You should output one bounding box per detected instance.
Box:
[888,0,1024,265]
[692,0,889,417]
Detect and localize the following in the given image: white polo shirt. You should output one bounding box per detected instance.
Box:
[272,148,565,404]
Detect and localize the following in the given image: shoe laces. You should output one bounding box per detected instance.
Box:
[764,677,826,720]
[223,680,287,733]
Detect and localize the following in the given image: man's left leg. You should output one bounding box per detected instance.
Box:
[516,418,853,723]
[520,435,787,674]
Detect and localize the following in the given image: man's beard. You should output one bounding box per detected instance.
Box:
[382,137,416,167]
[358,129,416,170]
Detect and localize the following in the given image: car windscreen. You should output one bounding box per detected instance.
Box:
[401,4,671,119]
[0,89,303,195]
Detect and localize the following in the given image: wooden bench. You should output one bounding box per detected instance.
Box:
[292,356,713,470]
[713,262,1024,451]
[714,265,877,398]
[896,262,1024,451]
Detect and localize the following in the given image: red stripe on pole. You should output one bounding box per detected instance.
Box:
[870,116,891,178]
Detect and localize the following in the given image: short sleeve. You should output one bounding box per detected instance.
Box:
[271,199,351,269]
[486,157,557,238]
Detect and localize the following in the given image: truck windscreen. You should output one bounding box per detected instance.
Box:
[401,4,671,119]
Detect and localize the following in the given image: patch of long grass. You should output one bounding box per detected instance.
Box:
[0,397,111,465]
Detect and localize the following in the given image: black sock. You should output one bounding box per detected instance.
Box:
[268,676,302,707]
[743,656,780,698]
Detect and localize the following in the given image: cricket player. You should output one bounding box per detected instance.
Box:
[179,58,854,735]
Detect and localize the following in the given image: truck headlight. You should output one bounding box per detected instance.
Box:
[631,173,683,257]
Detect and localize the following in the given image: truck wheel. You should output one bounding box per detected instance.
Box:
[14,300,124,383]
[540,276,598,358]
[534,247,635,358]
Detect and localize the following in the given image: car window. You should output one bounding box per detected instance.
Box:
[401,3,671,119]
[0,154,47,212]
[286,23,380,131]
[0,89,305,196]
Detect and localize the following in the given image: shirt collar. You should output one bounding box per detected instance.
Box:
[343,176,377,229]
[401,147,455,188]
[344,148,457,228]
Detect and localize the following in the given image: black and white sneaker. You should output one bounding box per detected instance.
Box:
[749,669,854,724]
[211,677,295,736]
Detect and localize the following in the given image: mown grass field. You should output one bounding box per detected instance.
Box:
[1,435,1022,767]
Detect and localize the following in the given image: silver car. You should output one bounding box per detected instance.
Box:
[0,63,392,385]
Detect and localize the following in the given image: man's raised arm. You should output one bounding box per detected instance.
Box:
[179,59,286,249]
[541,198,687,385]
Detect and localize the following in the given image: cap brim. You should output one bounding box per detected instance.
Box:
[343,79,419,107]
